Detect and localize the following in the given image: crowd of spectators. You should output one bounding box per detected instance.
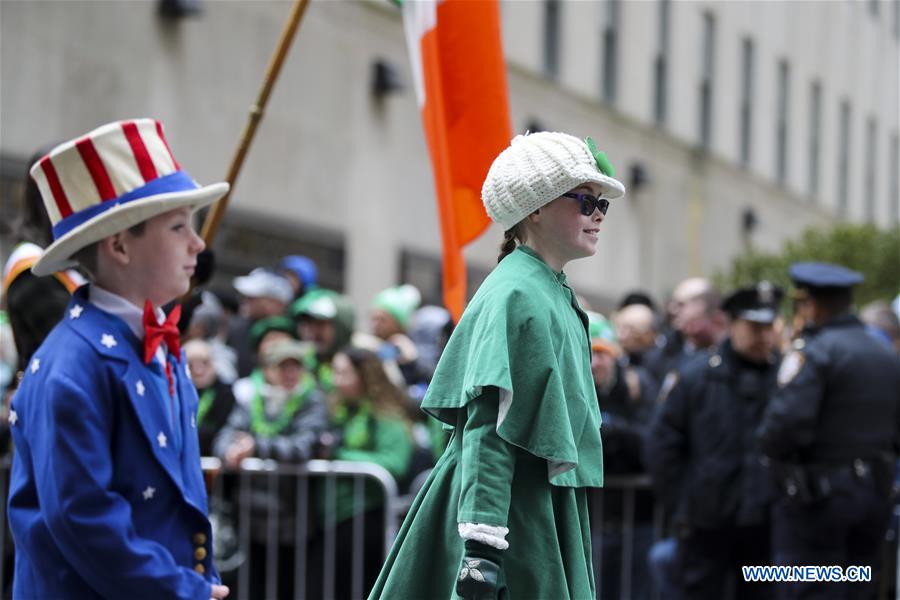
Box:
[3,247,899,599]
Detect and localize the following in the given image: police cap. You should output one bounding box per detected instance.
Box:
[788,261,863,298]
[722,281,784,323]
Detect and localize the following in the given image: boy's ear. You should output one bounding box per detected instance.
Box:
[98,232,131,267]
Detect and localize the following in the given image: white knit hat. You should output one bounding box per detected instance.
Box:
[481,131,626,230]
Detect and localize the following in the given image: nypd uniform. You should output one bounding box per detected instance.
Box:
[646,283,782,600]
[758,262,900,600]
[8,119,229,599]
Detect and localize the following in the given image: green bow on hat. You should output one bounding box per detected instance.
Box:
[585,137,616,178]
[372,284,421,329]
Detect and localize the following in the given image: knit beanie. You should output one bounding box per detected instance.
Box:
[372,284,422,329]
[482,131,626,230]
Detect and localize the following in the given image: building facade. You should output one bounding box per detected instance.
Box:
[2,0,898,315]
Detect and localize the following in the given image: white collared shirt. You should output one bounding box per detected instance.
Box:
[89,285,169,368]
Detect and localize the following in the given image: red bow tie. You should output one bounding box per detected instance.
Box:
[143,300,182,396]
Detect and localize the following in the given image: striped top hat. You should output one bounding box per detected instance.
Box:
[29,118,229,276]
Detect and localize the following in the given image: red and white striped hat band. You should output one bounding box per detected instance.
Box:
[29,118,228,277]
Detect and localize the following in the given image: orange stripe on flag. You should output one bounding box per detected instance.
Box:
[415,0,512,322]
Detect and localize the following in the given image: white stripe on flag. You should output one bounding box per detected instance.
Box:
[402,0,438,109]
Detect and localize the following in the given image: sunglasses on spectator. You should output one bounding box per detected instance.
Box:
[562,192,610,216]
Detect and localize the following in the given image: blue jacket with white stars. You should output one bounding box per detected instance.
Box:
[7,286,218,599]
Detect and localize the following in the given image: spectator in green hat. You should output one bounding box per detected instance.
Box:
[371,284,422,384]
[218,316,309,466]
[291,289,356,392]
[213,337,327,599]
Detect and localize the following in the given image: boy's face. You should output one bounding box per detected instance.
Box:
[124,207,205,306]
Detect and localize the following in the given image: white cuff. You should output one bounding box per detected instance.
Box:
[457,522,509,550]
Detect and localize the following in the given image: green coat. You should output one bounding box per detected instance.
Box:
[369,246,603,600]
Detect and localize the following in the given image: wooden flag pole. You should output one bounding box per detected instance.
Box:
[199,0,310,246]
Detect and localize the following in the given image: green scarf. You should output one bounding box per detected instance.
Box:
[316,363,335,393]
[197,388,215,425]
[249,370,316,438]
[332,399,373,449]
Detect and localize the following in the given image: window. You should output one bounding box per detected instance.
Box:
[893,0,900,42]
[398,250,443,306]
[808,81,822,197]
[0,153,31,252]
[775,59,790,185]
[894,0,900,40]
[399,249,492,306]
[864,118,878,221]
[543,0,561,80]
[890,133,899,223]
[838,100,852,216]
[653,0,671,125]
[602,0,620,103]
[739,38,754,166]
[699,12,715,149]
[212,210,346,292]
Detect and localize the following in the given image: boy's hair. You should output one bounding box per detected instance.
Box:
[71,221,147,281]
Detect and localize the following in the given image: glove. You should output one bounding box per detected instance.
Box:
[456,540,507,600]
[316,429,344,459]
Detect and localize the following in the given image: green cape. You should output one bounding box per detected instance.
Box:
[422,245,603,487]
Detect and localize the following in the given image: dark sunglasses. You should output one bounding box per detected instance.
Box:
[562,192,610,216]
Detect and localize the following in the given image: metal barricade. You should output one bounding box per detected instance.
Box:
[1,459,899,600]
[208,458,399,600]
[589,474,665,600]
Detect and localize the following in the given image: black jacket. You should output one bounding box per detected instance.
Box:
[196,380,237,457]
[597,362,658,523]
[646,340,779,531]
[758,313,900,464]
[6,271,71,373]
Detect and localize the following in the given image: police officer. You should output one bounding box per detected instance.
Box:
[646,282,783,600]
[758,262,900,600]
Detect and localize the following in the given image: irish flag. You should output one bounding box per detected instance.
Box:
[401,0,512,322]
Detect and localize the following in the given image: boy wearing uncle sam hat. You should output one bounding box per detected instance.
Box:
[7,119,231,600]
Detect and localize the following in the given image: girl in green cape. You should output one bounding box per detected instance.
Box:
[368,131,626,600]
